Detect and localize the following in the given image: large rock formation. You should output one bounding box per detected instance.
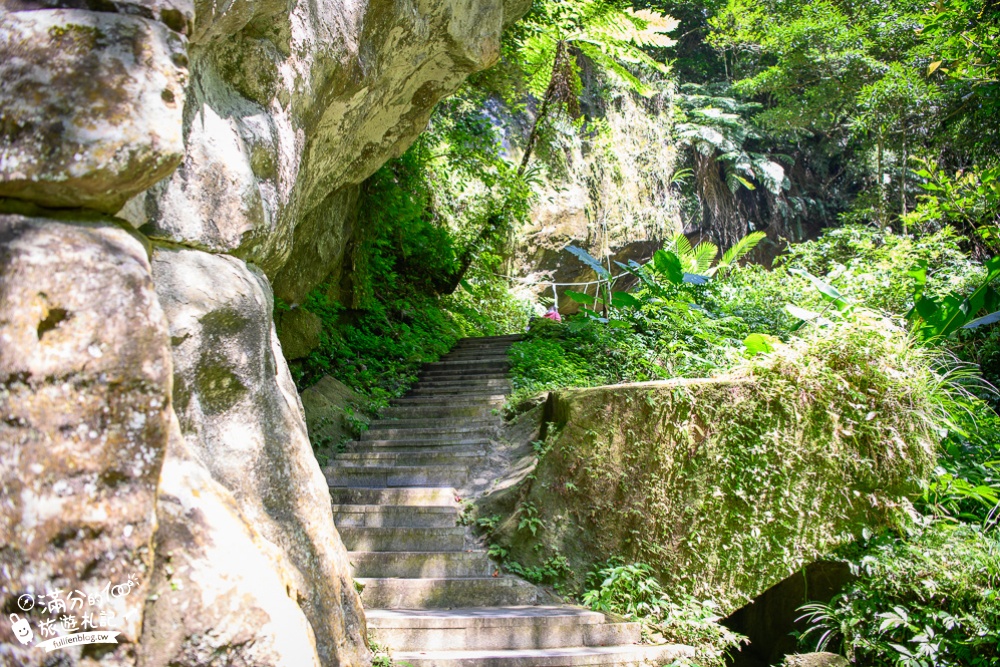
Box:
[121,0,528,300]
[0,0,525,661]
[0,10,188,212]
[506,70,682,313]
[0,214,172,666]
[481,327,937,613]
[150,247,366,666]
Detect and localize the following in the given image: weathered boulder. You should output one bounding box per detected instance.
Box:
[1,0,195,33]
[0,10,188,213]
[277,307,324,360]
[150,247,368,667]
[300,375,368,463]
[0,213,172,665]
[123,0,528,292]
[140,415,326,667]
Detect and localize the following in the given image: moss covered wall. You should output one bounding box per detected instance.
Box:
[486,327,939,612]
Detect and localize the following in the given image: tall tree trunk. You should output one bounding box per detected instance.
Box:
[517,39,569,177]
[877,130,885,230]
[900,129,907,216]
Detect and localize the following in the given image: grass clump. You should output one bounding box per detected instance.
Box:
[582,561,746,667]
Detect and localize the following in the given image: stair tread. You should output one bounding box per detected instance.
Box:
[366,606,606,626]
[391,645,686,659]
[328,338,698,660]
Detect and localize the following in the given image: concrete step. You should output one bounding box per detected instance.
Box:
[334,449,484,465]
[329,486,457,506]
[370,417,496,430]
[349,551,495,578]
[367,607,640,651]
[383,405,499,419]
[410,385,510,396]
[439,353,511,362]
[390,395,506,407]
[388,644,695,667]
[338,526,466,552]
[360,425,495,441]
[326,464,469,488]
[345,438,492,450]
[424,360,510,372]
[408,377,511,387]
[333,505,460,528]
[452,335,522,345]
[419,371,510,381]
[357,577,541,609]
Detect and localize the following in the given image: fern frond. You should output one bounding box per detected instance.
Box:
[624,9,678,48]
[718,231,767,271]
[692,242,719,274]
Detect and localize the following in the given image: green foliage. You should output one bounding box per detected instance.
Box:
[798,523,1000,666]
[676,85,789,195]
[515,0,676,98]
[506,553,573,586]
[581,562,746,667]
[904,159,1000,256]
[907,255,1000,342]
[705,0,1000,234]
[294,288,461,406]
[507,317,667,401]
[778,225,983,315]
[289,121,533,401]
[516,501,545,536]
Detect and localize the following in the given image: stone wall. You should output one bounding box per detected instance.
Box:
[0,0,527,662]
[480,369,934,613]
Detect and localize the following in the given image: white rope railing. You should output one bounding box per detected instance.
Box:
[486,270,636,310]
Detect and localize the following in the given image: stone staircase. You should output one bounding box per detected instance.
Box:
[327,335,691,667]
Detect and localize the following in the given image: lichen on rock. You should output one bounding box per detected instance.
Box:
[0,9,188,213]
[483,323,939,613]
[150,247,368,667]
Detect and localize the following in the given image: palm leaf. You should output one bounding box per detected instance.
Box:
[669,233,695,272]
[566,244,610,279]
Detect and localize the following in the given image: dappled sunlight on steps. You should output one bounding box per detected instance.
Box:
[326,334,692,667]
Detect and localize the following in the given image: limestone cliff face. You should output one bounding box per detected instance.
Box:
[0,0,524,662]
[505,71,682,313]
[119,0,526,301]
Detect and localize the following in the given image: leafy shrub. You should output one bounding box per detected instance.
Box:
[799,522,1000,667]
[507,317,667,402]
[582,561,746,667]
[778,225,982,316]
